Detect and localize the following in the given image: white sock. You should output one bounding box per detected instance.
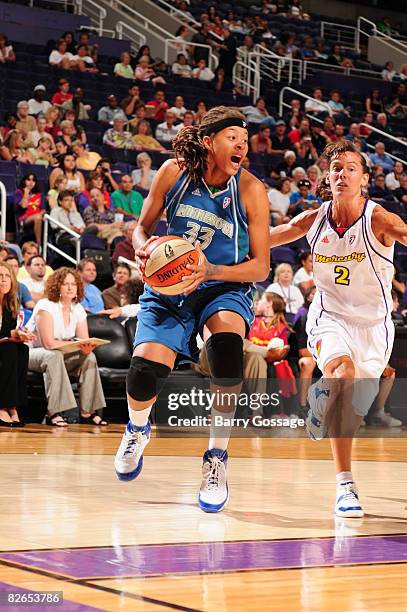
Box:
[128,404,152,430]
[208,407,235,452]
[336,471,354,486]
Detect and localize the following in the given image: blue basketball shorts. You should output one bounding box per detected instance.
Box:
[133,282,255,360]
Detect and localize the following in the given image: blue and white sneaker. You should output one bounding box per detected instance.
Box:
[306,379,330,440]
[198,449,229,513]
[114,421,151,481]
[335,481,364,518]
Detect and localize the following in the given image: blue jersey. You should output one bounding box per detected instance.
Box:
[165,168,249,267]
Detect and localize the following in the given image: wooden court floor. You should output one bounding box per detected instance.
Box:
[0,425,406,612]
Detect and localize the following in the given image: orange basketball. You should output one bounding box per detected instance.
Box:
[143,236,200,295]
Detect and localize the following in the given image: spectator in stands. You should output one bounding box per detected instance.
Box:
[394,174,407,205]
[289,179,321,216]
[327,43,344,66]
[169,95,188,119]
[71,141,101,171]
[114,51,134,79]
[134,44,155,65]
[283,98,304,126]
[50,190,85,257]
[266,263,304,321]
[386,94,407,120]
[29,137,57,167]
[267,177,291,225]
[250,126,272,153]
[217,27,237,77]
[111,175,144,220]
[61,87,90,121]
[290,166,307,189]
[0,113,17,143]
[299,36,317,60]
[112,221,137,265]
[385,160,404,191]
[51,79,73,107]
[240,96,275,128]
[18,242,53,282]
[71,44,98,73]
[27,267,107,426]
[77,258,104,314]
[128,104,147,132]
[28,115,55,150]
[5,255,35,312]
[76,30,98,63]
[270,120,291,155]
[16,101,36,136]
[210,66,240,93]
[0,33,15,63]
[321,115,337,142]
[155,110,181,145]
[306,165,320,192]
[399,64,407,81]
[192,58,215,81]
[14,173,44,244]
[47,174,68,209]
[172,53,192,78]
[121,85,143,118]
[131,152,157,191]
[359,111,374,138]
[365,88,385,116]
[369,142,394,173]
[0,262,31,427]
[191,23,212,64]
[44,106,61,140]
[304,87,328,116]
[103,117,135,149]
[83,187,124,246]
[273,149,297,179]
[62,31,76,54]
[27,85,51,117]
[194,99,207,125]
[49,154,85,194]
[20,255,46,304]
[292,285,317,417]
[143,90,167,122]
[95,158,120,193]
[237,34,254,62]
[293,251,314,294]
[77,171,111,213]
[0,245,10,260]
[102,263,132,308]
[57,117,86,146]
[4,130,32,163]
[49,39,75,70]
[53,138,68,166]
[132,120,165,154]
[327,90,350,122]
[369,174,396,204]
[98,94,127,125]
[173,25,192,58]
[135,56,166,85]
[382,61,396,82]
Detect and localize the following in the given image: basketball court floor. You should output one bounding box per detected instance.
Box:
[0,426,406,611]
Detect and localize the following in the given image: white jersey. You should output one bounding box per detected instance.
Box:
[307,200,394,327]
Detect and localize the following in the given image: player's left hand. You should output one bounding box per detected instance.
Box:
[182,242,213,295]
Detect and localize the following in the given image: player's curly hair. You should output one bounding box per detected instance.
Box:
[172,106,246,183]
[316,141,369,200]
[46,267,84,303]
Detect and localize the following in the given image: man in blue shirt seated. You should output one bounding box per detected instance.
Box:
[77,258,104,313]
[369,142,395,174]
[288,179,322,217]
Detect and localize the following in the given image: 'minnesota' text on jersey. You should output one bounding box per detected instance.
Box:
[165,169,249,266]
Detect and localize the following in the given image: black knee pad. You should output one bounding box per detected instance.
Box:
[206,332,243,386]
[126,357,171,402]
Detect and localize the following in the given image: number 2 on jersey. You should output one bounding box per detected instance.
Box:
[334,265,350,286]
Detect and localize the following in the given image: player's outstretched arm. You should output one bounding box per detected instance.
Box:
[269,209,319,247]
[371,207,407,247]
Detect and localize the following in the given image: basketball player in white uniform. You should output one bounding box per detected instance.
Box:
[269,142,407,517]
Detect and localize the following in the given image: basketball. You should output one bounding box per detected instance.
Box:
[143,236,200,295]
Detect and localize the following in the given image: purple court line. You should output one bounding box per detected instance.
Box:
[0,582,103,612]
[1,535,406,579]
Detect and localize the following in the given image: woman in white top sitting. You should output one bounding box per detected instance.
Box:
[293,251,314,295]
[49,39,75,70]
[266,263,303,323]
[27,267,106,426]
[191,59,215,82]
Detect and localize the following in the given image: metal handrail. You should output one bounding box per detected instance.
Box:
[279,86,332,118]
[320,21,357,50]
[233,59,260,102]
[302,59,382,81]
[104,0,177,42]
[359,123,407,148]
[43,214,81,266]
[164,39,218,72]
[74,0,107,37]
[147,0,223,42]
[357,16,407,54]
[0,181,6,241]
[116,21,146,51]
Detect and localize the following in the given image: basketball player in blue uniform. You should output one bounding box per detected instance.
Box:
[114,106,270,512]
[270,141,407,517]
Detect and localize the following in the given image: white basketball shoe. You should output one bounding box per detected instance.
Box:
[335,480,364,518]
[114,421,151,481]
[198,448,229,513]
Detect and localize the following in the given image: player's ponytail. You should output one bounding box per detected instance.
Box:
[172,126,208,183]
